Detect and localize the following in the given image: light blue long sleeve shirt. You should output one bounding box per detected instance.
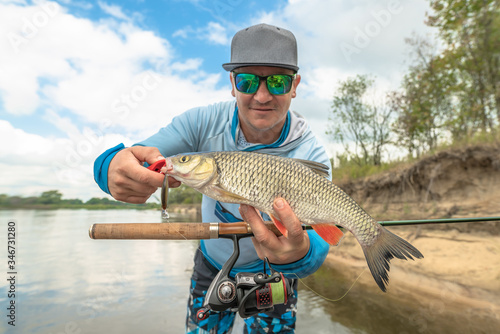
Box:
[94,100,331,278]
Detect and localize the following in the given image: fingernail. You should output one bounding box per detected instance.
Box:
[156,156,164,161]
[275,198,284,209]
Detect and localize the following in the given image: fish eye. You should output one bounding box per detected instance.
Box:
[179,156,190,163]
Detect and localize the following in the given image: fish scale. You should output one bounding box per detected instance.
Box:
[215,151,381,244]
[166,151,423,292]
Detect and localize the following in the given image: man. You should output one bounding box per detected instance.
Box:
[94,23,331,333]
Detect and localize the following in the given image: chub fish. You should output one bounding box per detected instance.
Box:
[165,151,423,292]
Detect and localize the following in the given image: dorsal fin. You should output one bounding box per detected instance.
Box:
[292,158,330,178]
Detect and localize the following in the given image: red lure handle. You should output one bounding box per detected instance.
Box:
[146,160,166,173]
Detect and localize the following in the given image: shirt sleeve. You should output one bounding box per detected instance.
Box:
[93,143,125,194]
[271,231,330,279]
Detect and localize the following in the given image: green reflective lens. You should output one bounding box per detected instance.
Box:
[233,73,294,95]
[234,73,260,94]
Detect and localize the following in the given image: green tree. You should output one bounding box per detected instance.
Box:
[427,0,500,135]
[64,198,84,205]
[391,34,455,156]
[38,190,63,204]
[0,194,7,205]
[327,75,394,166]
[168,185,202,204]
[86,197,111,205]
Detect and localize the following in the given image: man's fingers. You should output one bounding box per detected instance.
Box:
[135,166,165,188]
[239,205,277,245]
[108,147,166,201]
[168,176,182,188]
[111,176,157,201]
[240,200,310,265]
[129,146,164,165]
[273,198,304,240]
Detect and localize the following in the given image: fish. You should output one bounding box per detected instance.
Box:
[165,151,423,292]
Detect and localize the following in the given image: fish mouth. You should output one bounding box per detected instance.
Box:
[163,158,188,181]
[163,158,174,174]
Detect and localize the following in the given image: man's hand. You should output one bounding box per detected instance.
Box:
[108,146,181,203]
[239,198,309,264]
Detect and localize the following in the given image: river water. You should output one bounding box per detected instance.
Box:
[0,209,497,334]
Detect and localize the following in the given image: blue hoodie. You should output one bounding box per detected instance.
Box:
[94,101,331,278]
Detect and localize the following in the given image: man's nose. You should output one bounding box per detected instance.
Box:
[253,80,273,103]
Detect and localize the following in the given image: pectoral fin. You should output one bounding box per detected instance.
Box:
[210,185,248,203]
[311,223,344,246]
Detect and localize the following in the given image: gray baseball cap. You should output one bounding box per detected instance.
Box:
[222,23,299,72]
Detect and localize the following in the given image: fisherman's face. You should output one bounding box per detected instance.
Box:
[230,66,301,144]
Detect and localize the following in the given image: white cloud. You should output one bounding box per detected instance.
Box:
[0,120,53,156]
[205,22,230,45]
[171,58,204,72]
[252,0,436,153]
[0,1,230,129]
[0,1,232,199]
[0,119,130,200]
[97,1,129,21]
[0,0,435,200]
[173,21,230,45]
[0,0,26,4]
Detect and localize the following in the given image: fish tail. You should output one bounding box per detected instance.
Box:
[361,227,423,292]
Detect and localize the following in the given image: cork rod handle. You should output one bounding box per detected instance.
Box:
[89,222,282,240]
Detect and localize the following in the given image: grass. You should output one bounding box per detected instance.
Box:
[331,131,499,183]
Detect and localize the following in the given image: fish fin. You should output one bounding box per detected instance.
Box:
[310,224,344,246]
[292,159,330,178]
[269,214,288,238]
[209,185,248,203]
[361,226,424,292]
[247,152,329,178]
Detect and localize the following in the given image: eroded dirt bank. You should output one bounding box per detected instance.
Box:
[324,144,500,323]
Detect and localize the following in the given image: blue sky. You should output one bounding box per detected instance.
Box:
[0,0,435,200]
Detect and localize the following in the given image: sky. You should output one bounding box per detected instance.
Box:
[0,0,437,201]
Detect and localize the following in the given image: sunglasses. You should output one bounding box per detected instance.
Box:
[233,73,295,95]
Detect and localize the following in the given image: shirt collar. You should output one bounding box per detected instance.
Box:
[231,106,291,151]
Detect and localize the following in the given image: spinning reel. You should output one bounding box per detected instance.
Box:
[196,235,294,319]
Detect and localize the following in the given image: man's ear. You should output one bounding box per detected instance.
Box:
[291,74,301,98]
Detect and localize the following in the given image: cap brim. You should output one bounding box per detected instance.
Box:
[222,62,299,72]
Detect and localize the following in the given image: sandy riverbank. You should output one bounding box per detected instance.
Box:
[322,145,500,326]
[324,228,500,315]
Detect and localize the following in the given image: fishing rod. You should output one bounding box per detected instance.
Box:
[88,216,500,240]
[88,216,499,318]
[379,216,500,226]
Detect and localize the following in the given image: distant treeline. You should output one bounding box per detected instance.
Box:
[329,0,500,169]
[0,186,202,210]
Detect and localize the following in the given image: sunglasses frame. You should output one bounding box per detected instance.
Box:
[232,72,296,95]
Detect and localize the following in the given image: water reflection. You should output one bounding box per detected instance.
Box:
[0,210,197,334]
[0,210,497,334]
[297,264,500,334]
